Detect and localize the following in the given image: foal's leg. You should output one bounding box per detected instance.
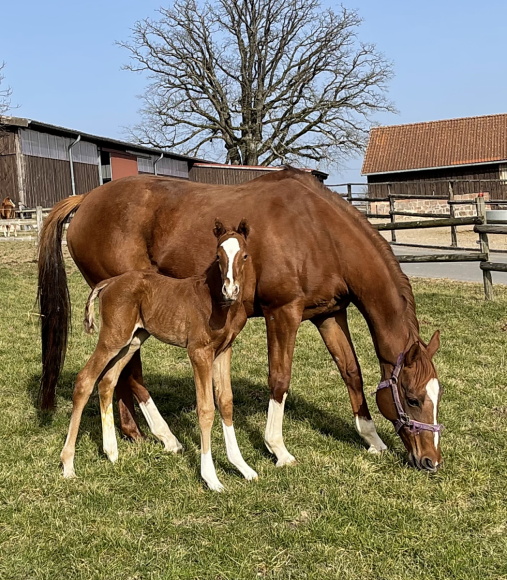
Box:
[60,344,118,478]
[263,304,303,467]
[213,348,257,481]
[190,347,223,491]
[130,350,183,453]
[313,311,387,454]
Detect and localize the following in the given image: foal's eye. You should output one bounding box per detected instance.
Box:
[216,255,220,261]
[407,397,420,408]
[243,254,248,260]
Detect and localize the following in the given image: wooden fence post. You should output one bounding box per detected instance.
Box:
[36,206,43,241]
[476,196,493,300]
[448,181,457,247]
[388,184,396,243]
[347,184,352,205]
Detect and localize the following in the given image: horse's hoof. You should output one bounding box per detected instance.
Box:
[163,439,183,454]
[242,467,258,481]
[63,468,76,479]
[367,443,387,454]
[275,454,296,467]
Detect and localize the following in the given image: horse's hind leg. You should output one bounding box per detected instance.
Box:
[313,310,387,454]
[116,368,145,441]
[213,348,257,481]
[61,345,118,478]
[98,333,149,463]
[129,350,182,453]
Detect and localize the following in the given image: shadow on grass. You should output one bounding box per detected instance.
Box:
[27,368,393,463]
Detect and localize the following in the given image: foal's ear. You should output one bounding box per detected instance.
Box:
[213,219,227,239]
[426,330,440,359]
[236,218,250,240]
[405,342,422,367]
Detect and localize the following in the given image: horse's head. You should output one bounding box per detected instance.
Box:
[376,330,443,472]
[213,218,250,303]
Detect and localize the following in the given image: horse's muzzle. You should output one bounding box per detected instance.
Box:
[408,453,441,473]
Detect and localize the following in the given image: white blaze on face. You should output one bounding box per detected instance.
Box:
[426,378,440,449]
[220,237,240,299]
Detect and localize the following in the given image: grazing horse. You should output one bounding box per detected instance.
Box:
[0,197,16,237]
[61,220,256,491]
[39,168,443,472]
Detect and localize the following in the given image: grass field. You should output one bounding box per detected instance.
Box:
[0,241,506,580]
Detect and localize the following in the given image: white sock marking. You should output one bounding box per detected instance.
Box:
[265,394,296,466]
[201,450,224,492]
[101,402,118,463]
[426,378,440,450]
[139,398,183,452]
[220,237,240,297]
[355,416,387,453]
[222,421,257,480]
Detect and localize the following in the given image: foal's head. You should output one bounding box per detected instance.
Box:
[213,219,250,303]
[376,331,443,472]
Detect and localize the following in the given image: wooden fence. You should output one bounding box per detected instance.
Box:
[330,184,506,300]
[0,207,50,240]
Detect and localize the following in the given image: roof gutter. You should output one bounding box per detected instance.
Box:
[362,158,507,177]
[68,135,81,196]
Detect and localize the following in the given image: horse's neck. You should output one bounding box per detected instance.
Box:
[353,276,418,370]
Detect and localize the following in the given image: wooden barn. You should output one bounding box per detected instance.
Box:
[0,117,327,209]
[0,116,209,208]
[189,163,328,185]
[362,113,507,200]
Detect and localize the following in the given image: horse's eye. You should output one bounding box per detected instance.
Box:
[243,254,248,260]
[216,255,220,261]
[407,397,420,408]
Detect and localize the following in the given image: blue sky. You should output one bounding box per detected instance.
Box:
[2,0,507,184]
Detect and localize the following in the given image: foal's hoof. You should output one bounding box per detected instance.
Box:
[275,453,296,467]
[242,466,259,481]
[63,467,76,479]
[206,479,225,492]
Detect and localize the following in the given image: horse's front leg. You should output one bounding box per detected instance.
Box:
[313,310,387,454]
[190,346,223,491]
[262,303,303,467]
[213,347,257,480]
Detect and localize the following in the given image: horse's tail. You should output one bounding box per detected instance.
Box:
[83,279,110,335]
[37,194,85,410]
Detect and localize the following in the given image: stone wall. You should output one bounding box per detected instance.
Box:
[369,192,491,220]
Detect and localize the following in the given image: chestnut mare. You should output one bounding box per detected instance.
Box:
[38,168,443,472]
[61,220,255,490]
[0,196,16,236]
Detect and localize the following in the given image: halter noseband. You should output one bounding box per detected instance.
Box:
[376,353,444,436]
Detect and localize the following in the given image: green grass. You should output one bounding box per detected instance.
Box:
[0,241,506,579]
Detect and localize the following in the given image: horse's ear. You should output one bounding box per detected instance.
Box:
[213,219,227,239]
[236,218,250,240]
[405,342,422,367]
[426,330,440,359]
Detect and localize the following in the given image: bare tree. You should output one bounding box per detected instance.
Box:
[120,0,395,167]
[0,62,12,119]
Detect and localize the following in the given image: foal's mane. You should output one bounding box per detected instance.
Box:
[279,167,420,341]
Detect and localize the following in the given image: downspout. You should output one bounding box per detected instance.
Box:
[153,153,164,175]
[68,135,81,196]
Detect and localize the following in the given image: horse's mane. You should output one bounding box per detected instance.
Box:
[280,167,420,341]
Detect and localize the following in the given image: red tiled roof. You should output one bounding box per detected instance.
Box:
[361,113,507,175]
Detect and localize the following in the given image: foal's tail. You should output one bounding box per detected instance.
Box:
[37,194,85,410]
[83,280,110,335]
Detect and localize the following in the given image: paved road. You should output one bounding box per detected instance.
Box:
[392,245,507,284]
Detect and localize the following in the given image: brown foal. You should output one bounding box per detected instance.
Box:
[61,220,256,491]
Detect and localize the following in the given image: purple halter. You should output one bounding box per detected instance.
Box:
[376,353,444,436]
